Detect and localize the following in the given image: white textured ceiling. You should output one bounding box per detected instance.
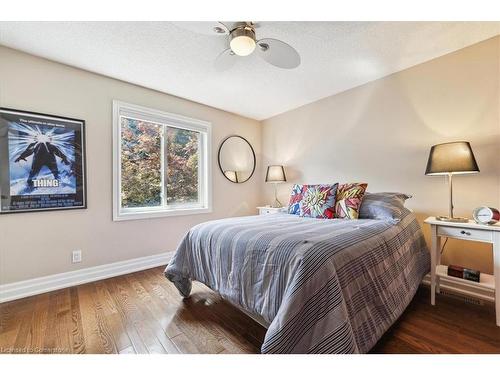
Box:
[1,22,499,120]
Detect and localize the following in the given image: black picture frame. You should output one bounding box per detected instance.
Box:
[0,107,87,214]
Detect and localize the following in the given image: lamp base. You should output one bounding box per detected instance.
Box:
[435,216,469,223]
[270,198,283,208]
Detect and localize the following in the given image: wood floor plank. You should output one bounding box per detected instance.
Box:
[371,333,419,354]
[69,287,86,354]
[0,295,43,353]
[54,289,72,353]
[30,293,51,353]
[0,300,15,334]
[102,277,150,354]
[11,305,36,353]
[125,272,182,339]
[121,274,180,353]
[41,292,61,352]
[94,281,133,353]
[77,283,110,353]
[142,269,230,353]
[1,266,499,354]
[119,345,136,354]
[147,269,264,352]
[171,332,202,354]
[0,326,20,354]
[88,283,119,354]
[399,315,497,353]
[12,294,44,352]
[371,288,500,353]
[104,276,167,353]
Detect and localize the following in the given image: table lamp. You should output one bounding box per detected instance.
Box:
[425,141,479,222]
[265,165,287,208]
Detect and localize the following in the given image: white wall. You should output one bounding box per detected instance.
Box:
[0,46,262,284]
[262,37,500,273]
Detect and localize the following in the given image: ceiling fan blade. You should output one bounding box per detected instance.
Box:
[172,21,229,36]
[214,48,237,71]
[256,38,301,69]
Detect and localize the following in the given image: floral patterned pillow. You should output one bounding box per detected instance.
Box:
[288,184,306,215]
[335,183,368,219]
[299,184,338,219]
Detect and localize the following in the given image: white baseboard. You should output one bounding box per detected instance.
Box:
[0,252,173,303]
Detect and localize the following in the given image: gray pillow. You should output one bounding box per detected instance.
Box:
[359,192,411,220]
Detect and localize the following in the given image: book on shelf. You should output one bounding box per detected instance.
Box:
[447,265,480,282]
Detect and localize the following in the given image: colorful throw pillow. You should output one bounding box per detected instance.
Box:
[288,184,306,215]
[359,192,412,220]
[299,184,338,219]
[335,183,368,219]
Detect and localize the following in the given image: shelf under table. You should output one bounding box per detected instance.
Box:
[436,264,495,291]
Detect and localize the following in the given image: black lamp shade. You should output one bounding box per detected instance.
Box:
[425,141,479,175]
[265,165,287,182]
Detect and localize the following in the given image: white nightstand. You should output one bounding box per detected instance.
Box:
[257,206,288,215]
[424,216,500,326]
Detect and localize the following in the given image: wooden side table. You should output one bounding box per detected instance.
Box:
[424,217,500,327]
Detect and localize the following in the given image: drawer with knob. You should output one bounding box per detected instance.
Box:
[437,225,493,243]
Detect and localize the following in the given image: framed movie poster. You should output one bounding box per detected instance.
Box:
[0,108,86,214]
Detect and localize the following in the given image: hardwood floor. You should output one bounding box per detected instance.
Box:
[1,266,499,354]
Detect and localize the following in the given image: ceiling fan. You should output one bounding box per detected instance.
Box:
[174,22,301,71]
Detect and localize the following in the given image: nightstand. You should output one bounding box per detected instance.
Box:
[424,216,500,326]
[257,206,287,215]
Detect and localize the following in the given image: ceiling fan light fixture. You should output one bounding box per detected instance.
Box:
[230,27,256,56]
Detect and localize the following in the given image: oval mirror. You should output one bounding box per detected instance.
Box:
[218,136,256,183]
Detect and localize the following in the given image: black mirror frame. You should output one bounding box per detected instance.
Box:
[217,135,256,184]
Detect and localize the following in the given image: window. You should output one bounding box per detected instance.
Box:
[113,101,211,220]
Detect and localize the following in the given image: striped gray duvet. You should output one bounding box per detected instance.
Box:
[165,209,429,353]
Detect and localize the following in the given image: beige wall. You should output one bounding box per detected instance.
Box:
[0,46,262,284]
[1,36,499,285]
[262,37,500,274]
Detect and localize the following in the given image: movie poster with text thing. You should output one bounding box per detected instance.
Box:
[0,108,86,213]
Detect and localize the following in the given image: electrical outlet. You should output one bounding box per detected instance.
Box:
[72,250,82,263]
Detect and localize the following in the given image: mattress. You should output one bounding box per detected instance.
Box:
[165,209,429,353]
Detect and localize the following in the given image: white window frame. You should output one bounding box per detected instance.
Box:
[113,100,212,221]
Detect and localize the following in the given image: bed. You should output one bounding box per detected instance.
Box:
[165,208,429,353]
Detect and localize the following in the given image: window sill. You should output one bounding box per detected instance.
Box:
[113,206,212,221]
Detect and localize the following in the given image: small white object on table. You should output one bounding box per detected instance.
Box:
[257,206,288,215]
[424,216,500,326]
